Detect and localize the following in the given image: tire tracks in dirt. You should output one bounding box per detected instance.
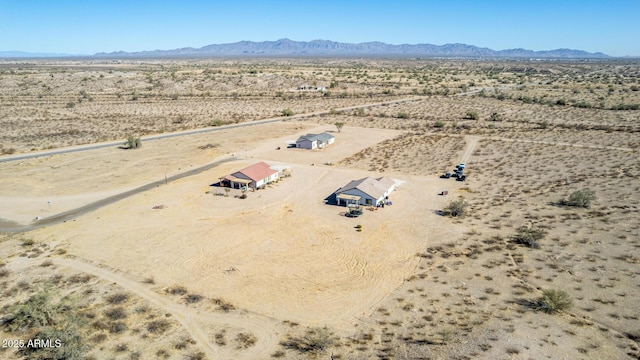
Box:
[50,257,280,360]
[460,135,480,164]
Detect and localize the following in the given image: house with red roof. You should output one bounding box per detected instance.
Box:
[219,162,279,190]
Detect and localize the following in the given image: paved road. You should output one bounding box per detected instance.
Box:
[0,96,423,163]
[0,156,236,233]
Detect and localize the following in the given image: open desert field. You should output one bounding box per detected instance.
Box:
[1,59,639,360]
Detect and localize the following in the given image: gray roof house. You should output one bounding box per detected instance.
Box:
[335,176,396,206]
[295,132,335,150]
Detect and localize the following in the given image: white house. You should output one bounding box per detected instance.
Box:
[296,133,335,150]
[335,176,396,206]
[219,161,279,189]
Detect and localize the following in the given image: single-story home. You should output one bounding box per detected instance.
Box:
[335,176,396,206]
[219,161,279,190]
[296,133,335,150]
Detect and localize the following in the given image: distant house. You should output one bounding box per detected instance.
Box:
[219,162,279,189]
[297,85,326,91]
[296,133,335,150]
[335,177,396,206]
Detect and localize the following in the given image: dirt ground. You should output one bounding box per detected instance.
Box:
[1,59,639,360]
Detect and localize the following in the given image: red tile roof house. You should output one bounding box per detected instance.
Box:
[219,162,279,190]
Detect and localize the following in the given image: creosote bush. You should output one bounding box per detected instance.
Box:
[443,198,467,217]
[464,111,479,120]
[281,326,336,354]
[537,289,573,314]
[124,135,142,149]
[563,188,596,208]
[513,226,547,249]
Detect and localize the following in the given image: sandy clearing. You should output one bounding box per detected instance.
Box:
[31,161,466,329]
[10,120,470,334]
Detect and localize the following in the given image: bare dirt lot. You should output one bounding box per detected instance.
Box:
[1,59,639,360]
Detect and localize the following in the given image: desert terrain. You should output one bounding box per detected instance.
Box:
[1,59,639,360]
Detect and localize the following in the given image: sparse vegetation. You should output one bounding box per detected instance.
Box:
[123,135,142,149]
[281,327,336,354]
[538,289,573,314]
[443,198,467,217]
[513,226,547,249]
[464,111,479,120]
[562,188,596,208]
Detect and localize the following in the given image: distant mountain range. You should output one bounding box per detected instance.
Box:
[94,39,610,59]
[2,39,611,59]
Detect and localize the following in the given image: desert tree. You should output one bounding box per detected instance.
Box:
[334,122,344,133]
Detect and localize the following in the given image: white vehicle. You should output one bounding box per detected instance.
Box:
[458,163,466,169]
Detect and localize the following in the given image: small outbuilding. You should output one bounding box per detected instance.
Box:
[219,161,279,190]
[296,133,335,150]
[335,176,395,207]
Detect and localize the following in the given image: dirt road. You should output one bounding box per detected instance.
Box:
[51,257,280,360]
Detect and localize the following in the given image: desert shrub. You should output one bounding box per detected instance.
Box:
[123,135,142,149]
[147,319,172,334]
[0,268,9,277]
[210,119,225,127]
[464,111,479,120]
[213,298,235,312]
[6,292,55,332]
[104,307,127,320]
[19,325,86,360]
[489,112,502,121]
[67,273,92,283]
[167,285,188,295]
[21,238,35,246]
[106,292,129,304]
[184,351,206,360]
[40,260,54,267]
[397,112,410,119]
[537,289,573,314]
[443,198,467,217]
[563,189,596,208]
[108,321,127,334]
[281,108,294,117]
[185,294,203,304]
[1,147,17,155]
[281,327,336,354]
[434,120,445,128]
[513,226,547,249]
[334,121,344,132]
[235,332,257,349]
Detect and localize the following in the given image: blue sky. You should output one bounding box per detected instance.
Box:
[1,0,638,56]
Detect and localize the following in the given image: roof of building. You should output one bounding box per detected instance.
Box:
[337,176,395,200]
[296,132,334,143]
[228,161,278,182]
